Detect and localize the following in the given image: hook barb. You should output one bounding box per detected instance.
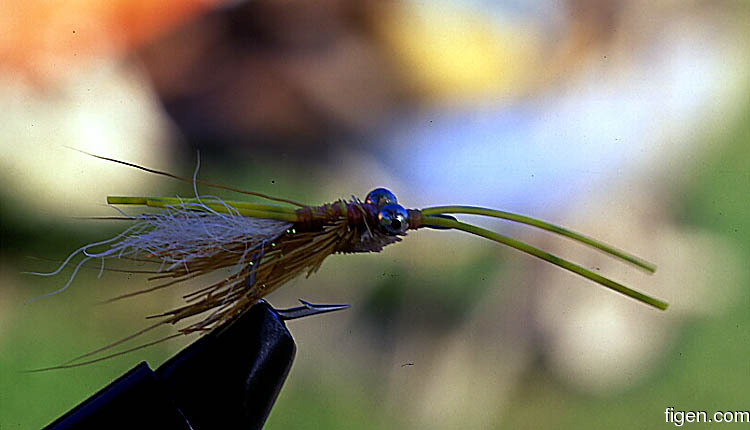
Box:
[273,299,350,320]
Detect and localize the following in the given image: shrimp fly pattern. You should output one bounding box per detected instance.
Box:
[30,151,667,369]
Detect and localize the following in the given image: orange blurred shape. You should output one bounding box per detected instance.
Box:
[0,0,226,85]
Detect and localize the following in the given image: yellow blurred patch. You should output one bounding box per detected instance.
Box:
[379,3,539,103]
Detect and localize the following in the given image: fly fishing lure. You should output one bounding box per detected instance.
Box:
[34,152,667,368]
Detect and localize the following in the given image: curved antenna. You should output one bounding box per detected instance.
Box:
[421,205,656,273]
[69,147,306,207]
[420,215,668,310]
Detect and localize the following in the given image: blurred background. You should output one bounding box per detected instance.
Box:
[2,0,750,428]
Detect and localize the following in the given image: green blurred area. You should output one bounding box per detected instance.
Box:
[496,106,750,429]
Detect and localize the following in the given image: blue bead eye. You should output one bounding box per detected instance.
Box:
[377,203,409,235]
[365,188,398,207]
